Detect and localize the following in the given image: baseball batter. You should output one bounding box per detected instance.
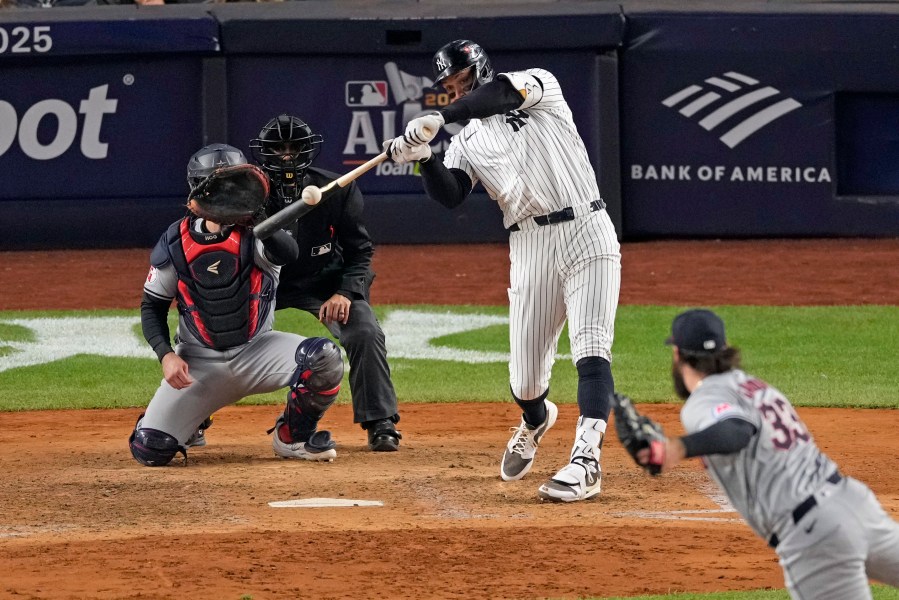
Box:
[129,144,345,466]
[387,39,621,502]
[620,309,899,599]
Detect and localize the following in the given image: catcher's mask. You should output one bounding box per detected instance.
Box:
[250,114,323,211]
[433,39,494,89]
[187,143,247,190]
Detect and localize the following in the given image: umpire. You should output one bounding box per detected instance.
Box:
[250,114,401,451]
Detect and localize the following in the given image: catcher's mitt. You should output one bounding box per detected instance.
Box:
[187,164,270,226]
[612,392,667,476]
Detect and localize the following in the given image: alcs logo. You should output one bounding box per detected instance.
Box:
[0,84,117,160]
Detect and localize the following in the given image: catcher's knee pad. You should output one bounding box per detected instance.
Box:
[129,417,184,467]
[291,337,344,396]
[281,337,343,441]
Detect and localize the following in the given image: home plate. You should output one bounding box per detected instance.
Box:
[268,498,384,508]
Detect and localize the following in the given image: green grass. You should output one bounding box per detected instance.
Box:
[585,585,899,599]
[412,304,899,408]
[0,321,35,342]
[0,305,897,411]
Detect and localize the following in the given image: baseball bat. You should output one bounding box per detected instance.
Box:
[253,152,388,239]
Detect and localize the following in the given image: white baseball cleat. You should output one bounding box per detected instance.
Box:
[537,455,602,502]
[500,399,558,481]
[272,418,337,462]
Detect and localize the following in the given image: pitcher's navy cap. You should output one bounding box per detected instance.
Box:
[665,309,727,354]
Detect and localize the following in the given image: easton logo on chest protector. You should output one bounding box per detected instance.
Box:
[167,219,273,350]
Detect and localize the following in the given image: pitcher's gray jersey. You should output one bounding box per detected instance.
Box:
[681,369,838,540]
[682,369,899,599]
[443,68,601,229]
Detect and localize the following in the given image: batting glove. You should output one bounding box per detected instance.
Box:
[404,112,445,145]
[384,137,432,164]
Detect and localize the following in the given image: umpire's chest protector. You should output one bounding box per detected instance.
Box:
[156,219,274,350]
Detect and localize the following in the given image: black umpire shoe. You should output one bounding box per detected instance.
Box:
[364,418,402,452]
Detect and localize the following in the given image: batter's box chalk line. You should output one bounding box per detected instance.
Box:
[268,498,384,508]
[611,508,742,523]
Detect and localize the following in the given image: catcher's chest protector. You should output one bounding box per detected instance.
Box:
[168,219,273,349]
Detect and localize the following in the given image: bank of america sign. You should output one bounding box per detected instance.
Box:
[662,71,802,148]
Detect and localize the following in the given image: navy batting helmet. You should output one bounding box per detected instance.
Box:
[432,39,494,88]
[250,114,323,210]
[187,144,247,189]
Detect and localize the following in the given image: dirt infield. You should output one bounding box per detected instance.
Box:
[1,239,898,600]
[4,238,899,310]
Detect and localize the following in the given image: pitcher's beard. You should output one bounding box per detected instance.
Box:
[672,360,690,400]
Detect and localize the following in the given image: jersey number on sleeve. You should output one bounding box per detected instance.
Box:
[759,396,811,450]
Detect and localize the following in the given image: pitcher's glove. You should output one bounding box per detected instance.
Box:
[612,392,666,475]
[187,164,270,226]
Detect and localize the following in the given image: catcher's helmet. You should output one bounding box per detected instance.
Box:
[187,143,247,189]
[432,39,494,88]
[250,114,323,210]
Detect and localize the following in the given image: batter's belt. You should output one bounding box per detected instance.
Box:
[768,471,843,548]
[508,199,604,232]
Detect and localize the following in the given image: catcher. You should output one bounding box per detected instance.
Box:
[129,144,345,466]
[613,309,899,599]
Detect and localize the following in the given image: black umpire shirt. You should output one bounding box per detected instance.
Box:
[269,166,375,305]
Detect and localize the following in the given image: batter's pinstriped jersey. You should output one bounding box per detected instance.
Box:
[681,369,838,540]
[443,68,601,229]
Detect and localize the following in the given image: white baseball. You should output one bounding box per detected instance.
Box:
[301,185,323,205]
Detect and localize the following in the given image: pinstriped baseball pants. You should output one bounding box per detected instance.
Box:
[507,209,620,400]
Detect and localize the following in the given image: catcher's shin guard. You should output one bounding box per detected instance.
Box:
[273,337,343,443]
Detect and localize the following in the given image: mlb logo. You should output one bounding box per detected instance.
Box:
[311,243,332,257]
[346,81,388,107]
